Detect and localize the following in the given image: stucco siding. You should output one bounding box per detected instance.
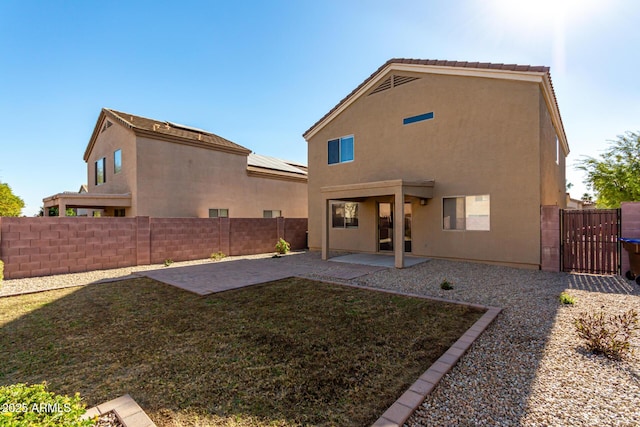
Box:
[308,72,544,267]
[134,136,307,218]
[539,92,567,207]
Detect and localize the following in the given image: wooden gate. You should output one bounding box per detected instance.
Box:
[561,209,621,274]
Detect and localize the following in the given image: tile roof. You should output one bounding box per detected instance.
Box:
[303,58,557,139]
[104,108,251,154]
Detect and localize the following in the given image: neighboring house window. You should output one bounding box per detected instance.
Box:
[114,208,126,217]
[263,210,282,218]
[209,208,229,218]
[332,202,359,228]
[95,157,106,185]
[443,195,490,231]
[555,135,560,165]
[328,135,354,164]
[114,149,122,174]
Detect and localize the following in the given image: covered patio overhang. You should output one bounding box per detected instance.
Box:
[320,179,435,268]
[42,193,132,216]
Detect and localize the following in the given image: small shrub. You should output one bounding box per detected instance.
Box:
[210,251,226,261]
[275,238,290,255]
[559,291,576,305]
[0,259,4,281]
[163,259,174,267]
[440,279,453,290]
[575,309,639,360]
[0,382,95,426]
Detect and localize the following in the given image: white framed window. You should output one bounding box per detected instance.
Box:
[263,210,282,218]
[443,195,490,231]
[332,202,359,228]
[114,149,122,174]
[209,208,228,218]
[95,157,106,185]
[555,135,560,165]
[328,135,354,165]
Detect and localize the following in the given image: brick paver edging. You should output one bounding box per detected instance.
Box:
[320,282,502,427]
[82,394,156,427]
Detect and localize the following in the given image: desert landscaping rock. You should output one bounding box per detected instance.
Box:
[2,252,639,426]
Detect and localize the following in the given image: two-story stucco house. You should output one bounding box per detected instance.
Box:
[43,108,308,218]
[303,58,568,269]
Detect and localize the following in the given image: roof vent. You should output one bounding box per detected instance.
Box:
[370,77,392,95]
[393,75,420,87]
[369,75,420,96]
[101,120,113,133]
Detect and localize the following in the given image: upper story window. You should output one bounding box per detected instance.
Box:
[263,210,282,218]
[328,135,354,165]
[209,208,228,218]
[95,157,106,185]
[114,149,122,174]
[555,135,560,165]
[443,195,490,231]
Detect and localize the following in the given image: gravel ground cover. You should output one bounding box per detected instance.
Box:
[1,252,639,426]
[354,259,640,427]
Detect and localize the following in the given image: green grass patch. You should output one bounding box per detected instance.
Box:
[0,277,485,426]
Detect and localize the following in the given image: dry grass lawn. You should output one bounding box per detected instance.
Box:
[0,277,484,426]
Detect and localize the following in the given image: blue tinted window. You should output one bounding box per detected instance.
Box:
[328,139,340,164]
[403,111,434,125]
[328,136,354,164]
[341,136,354,162]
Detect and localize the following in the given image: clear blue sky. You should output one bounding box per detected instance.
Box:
[1,0,639,216]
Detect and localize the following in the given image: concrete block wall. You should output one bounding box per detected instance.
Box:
[230,218,279,255]
[540,205,560,272]
[150,218,221,264]
[621,202,640,276]
[0,217,308,279]
[0,217,138,279]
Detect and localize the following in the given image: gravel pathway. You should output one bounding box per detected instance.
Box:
[1,253,639,426]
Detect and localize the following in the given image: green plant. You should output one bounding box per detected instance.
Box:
[559,291,576,305]
[575,309,639,360]
[210,251,226,261]
[0,259,4,282]
[163,259,173,267]
[275,238,290,255]
[440,279,453,290]
[0,382,95,426]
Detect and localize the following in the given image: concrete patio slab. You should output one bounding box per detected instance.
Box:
[330,253,428,268]
[140,252,389,295]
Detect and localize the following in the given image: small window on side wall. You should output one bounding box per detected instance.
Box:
[328,135,354,164]
[114,149,122,174]
[443,195,490,231]
[209,208,229,218]
[332,202,358,228]
[95,157,106,185]
[263,210,282,218]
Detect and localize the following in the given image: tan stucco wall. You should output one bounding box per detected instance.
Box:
[133,136,308,218]
[539,94,567,207]
[307,72,556,268]
[86,118,138,214]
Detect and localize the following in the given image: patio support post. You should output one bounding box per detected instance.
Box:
[394,187,405,268]
[59,202,67,217]
[322,198,329,260]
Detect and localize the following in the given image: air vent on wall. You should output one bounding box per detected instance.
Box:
[370,77,392,95]
[393,75,420,87]
[369,75,420,95]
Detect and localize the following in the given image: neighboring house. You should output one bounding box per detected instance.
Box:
[566,193,584,210]
[43,109,307,218]
[303,58,568,269]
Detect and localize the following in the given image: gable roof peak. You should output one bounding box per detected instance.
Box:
[302,58,564,148]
